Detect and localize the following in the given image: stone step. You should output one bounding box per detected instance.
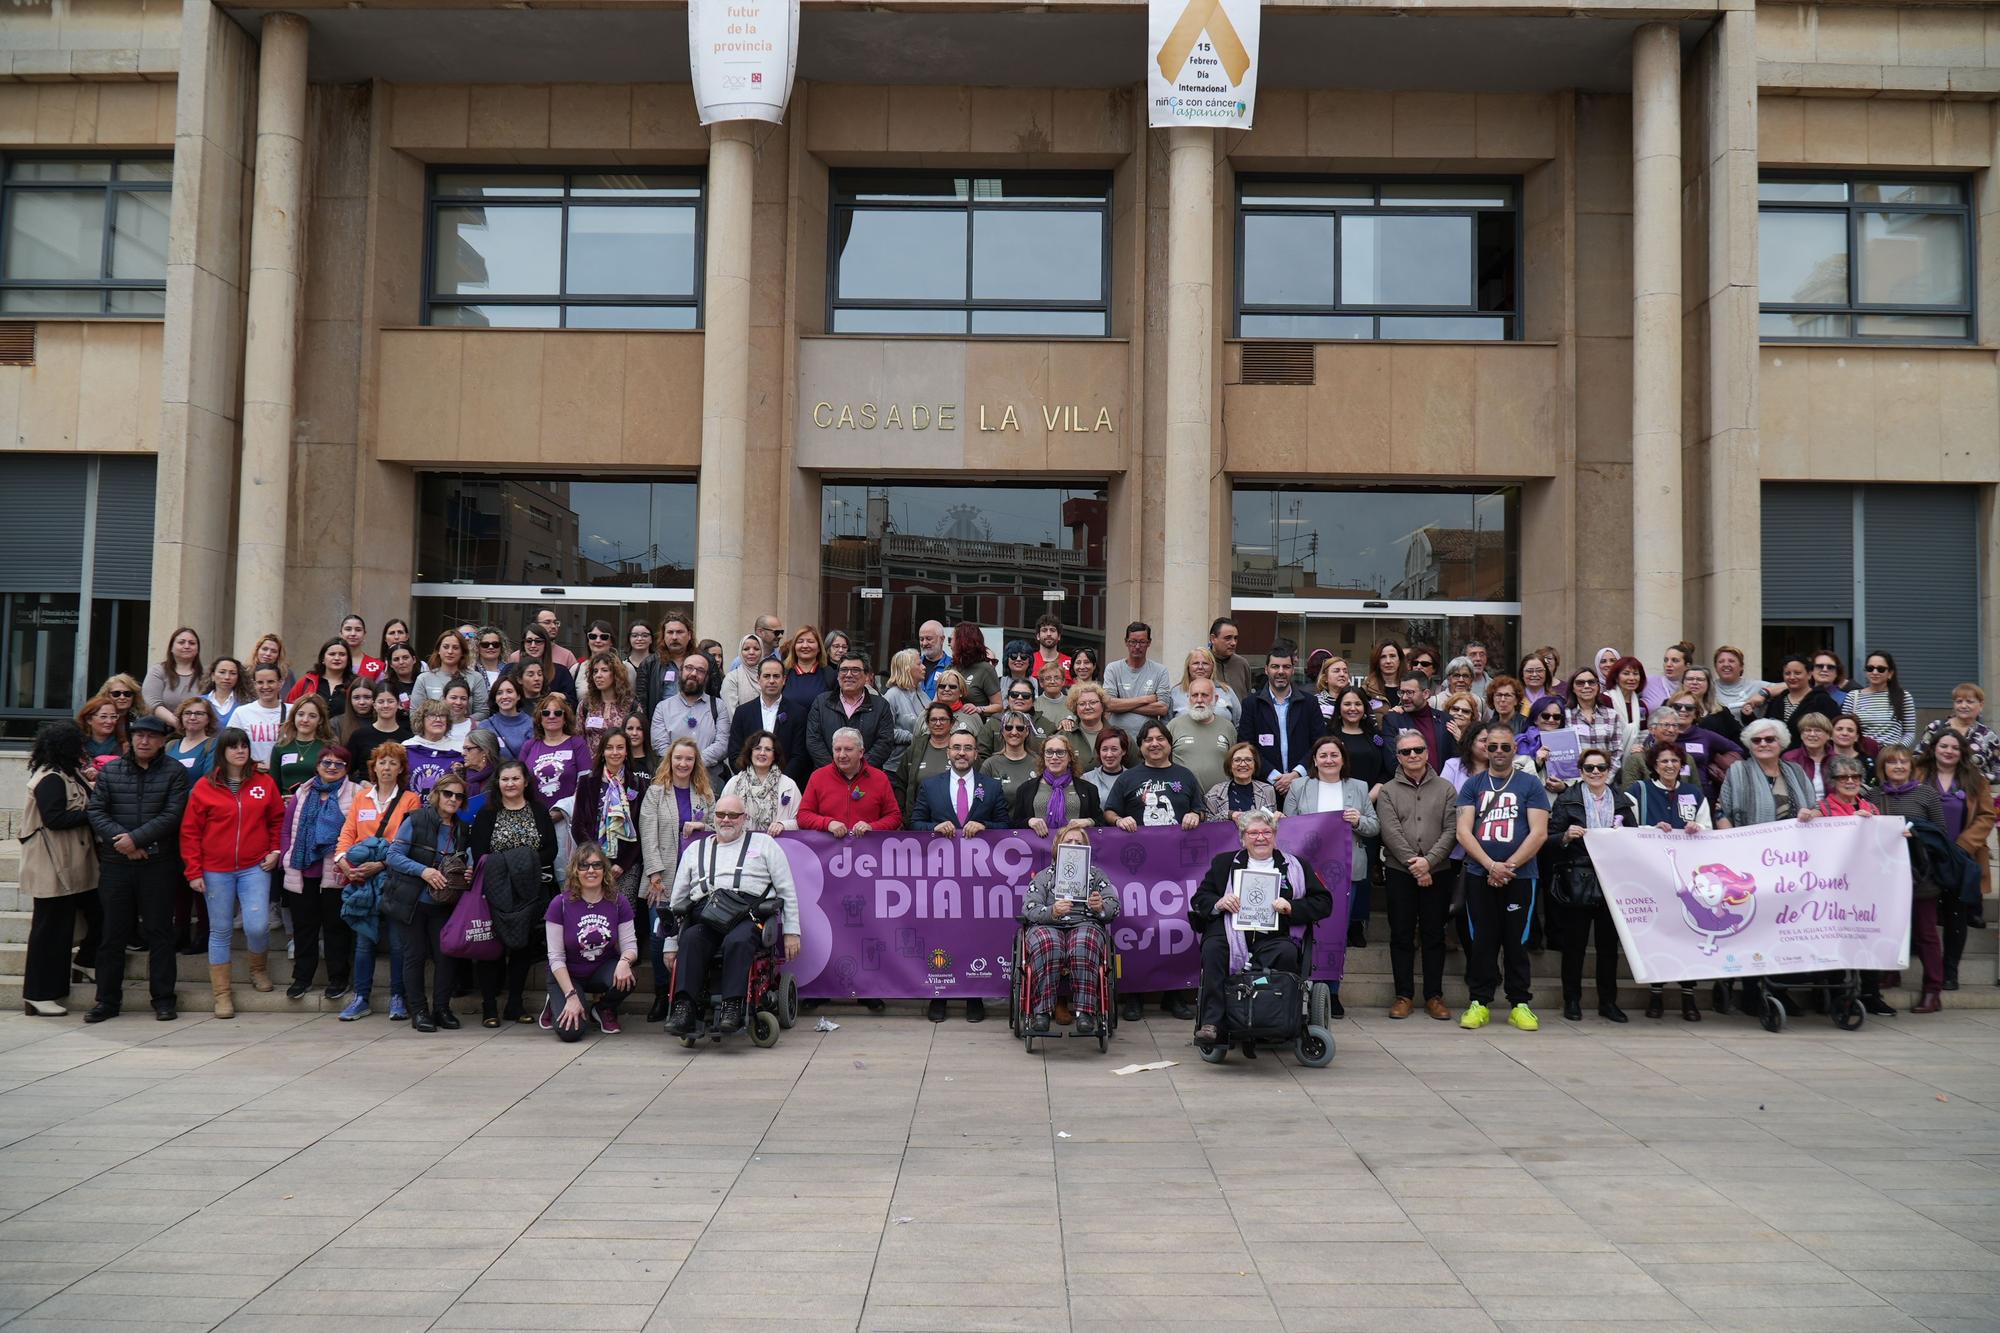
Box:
[4,972,1997,1017]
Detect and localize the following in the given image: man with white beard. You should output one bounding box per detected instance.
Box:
[1169,676,1237,792]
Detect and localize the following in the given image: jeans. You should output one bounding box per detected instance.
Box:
[96,858,179,1006]
[402,900,461,1016]
[1384,865,1455,1002]
[351,913,406,1005]
[1558,898,1620,1004]
[203,866,271,965]
[547,955,623,1042]
[288,876,352,990]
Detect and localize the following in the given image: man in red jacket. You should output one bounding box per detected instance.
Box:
[798,729,903,836]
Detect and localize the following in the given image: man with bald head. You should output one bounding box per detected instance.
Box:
[665,792,801,1035]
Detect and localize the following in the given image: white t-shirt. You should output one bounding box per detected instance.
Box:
[233,700,289,765]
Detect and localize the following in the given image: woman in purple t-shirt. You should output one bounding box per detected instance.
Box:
[522,694,592,863]
[542,841,637,1039]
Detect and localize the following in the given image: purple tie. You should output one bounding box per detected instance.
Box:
[955,776,971,824]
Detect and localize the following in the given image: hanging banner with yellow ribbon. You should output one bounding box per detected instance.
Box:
[1148,0,1260,129]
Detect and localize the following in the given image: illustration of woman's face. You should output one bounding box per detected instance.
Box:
[1690,874,1727,909]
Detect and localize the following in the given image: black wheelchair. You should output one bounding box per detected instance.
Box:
[1006,916,1120,1055]
[1196,924,1336,1068]
[665,897,799,1049]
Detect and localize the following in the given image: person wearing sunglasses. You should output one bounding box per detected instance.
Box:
[542,842,638,1039]
[1715,718,1818,1016]
[1815,756,1906,1017]
[1808,651,1850,709]
[1376,731,1459,1021]
[1625,740,1711,1020]
[1454,720,1550,1032]
[1547,747,1637,1024]
[979,682,1047,761]
[1842,651,1917,748]
[664,793,802,1036]
[77,693,129,764]
[385,776,471,1033]
[804,654,895,775]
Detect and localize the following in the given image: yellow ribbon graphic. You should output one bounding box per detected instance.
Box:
[1156,0,1252,86]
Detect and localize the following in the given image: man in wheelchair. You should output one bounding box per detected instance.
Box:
[1190,809,1332,1046]
[664,794,801,1036]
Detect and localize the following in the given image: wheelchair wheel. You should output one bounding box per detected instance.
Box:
[678,1034,699,1050]
[1308,981,1332,1030]
[1199,1042,1228,1064]
[1834,995,1865,1031]
[1759,992,1787,1033]
[776,974,799,1029]
[750,1010,781,1048]
[1296,1023,1335,1069]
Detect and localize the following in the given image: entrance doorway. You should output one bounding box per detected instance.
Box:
[409,589,693,665]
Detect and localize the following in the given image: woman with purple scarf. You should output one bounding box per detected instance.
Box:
[1011,734,1103,834]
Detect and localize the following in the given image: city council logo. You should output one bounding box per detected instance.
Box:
[928,947,951,972]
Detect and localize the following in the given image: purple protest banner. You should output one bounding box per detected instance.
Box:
[773,813,1352,999]
[1585,815,1914,983]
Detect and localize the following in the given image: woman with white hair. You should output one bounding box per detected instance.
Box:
[1715,716,1817,1018]
[1189,810,1333,1047]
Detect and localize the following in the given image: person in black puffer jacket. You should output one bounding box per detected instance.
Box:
[1873,745,1946,1014]
[84,718,191,1023]
[467,758,558,1025]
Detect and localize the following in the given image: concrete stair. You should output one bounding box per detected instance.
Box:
[1,839,1995,1017]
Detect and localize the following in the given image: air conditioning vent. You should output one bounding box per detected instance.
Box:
[0,323,33,367]
[1240,340,1313,385]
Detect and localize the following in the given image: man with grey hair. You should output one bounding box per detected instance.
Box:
[798,726,903,837]
[665,791,801,1036]
[917,620,951,699]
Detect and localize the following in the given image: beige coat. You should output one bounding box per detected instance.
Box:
[21,768,96,899]
[637,780,714,895]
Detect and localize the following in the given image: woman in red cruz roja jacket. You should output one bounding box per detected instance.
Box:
[179,727,286,1017]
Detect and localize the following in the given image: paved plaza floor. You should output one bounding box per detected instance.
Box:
[0,1006,1997,1333]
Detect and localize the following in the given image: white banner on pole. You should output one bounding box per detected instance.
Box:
[1148,0,1261,130]
[689,0,800,126]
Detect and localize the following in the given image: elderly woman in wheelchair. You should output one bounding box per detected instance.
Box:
[1016,823,1121,1041]
[1190,809,1334,1059]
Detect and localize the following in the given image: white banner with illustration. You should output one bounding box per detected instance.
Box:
[688,0,800,125]
[1585,816,1913,983]
[1148,0,1261,129]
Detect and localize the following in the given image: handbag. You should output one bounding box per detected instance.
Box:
[441,858,504,961]
[1550,858,1604,908]
[431,851,471,905]
[692,836,769,932]
[1222,968,1301,1039]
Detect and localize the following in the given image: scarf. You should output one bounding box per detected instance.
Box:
[292,776,346,869]
[737,769,785,828]
[1225,854,1288,973]
[1880,779,1918,796]
[1043,768,1072,825]
[596,772,635,859]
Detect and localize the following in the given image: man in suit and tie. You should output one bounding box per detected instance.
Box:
[911,731,1011,1023]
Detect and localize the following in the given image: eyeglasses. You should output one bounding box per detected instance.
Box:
[437,790,465,802]
[587,631,611,641]
[577,861,606,872]
[318,758,348,770]
[1396,747,1426,757]
[1673,703,1697,713]
[1003,722,1028,732]
[938,681,960,690]
[1835,775,1862,783]
[1866,664,1890,674]
[838,666,864,674]
[1488,743,1516,753]
[1449,707,1473,717]
[1412,659,1435,670]
[1008,693,1033,701]
[1750,735,1781,745]
[108,690,134,698]
[1537,711,1563,721]
[1580,763,1610,774]
[1813,661,1837,671]
[1007,652,1030,660]
[478,639,501,649]
[713,810,745,821]
[540,709,566,718]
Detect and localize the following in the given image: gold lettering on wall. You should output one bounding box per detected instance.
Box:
[809,401,1111,433]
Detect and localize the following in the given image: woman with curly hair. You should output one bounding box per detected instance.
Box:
[19,722,98,1015]
[576,650,636,741]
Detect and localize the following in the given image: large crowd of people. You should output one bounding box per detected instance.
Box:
[17,610,1996,1042]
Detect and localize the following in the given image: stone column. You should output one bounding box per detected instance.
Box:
[1630,23,1681,664]
[1161,126,1215,656]
[694,121,755,640]
[231,12,309,651]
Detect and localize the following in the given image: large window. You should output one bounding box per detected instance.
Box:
[0,157,171,317]
[1229,485,1520,677]
[425,171,703,329]
[1759,175,1973,342]
[1235,178,1519,340]
[828,173,1110,336]
[820,482,1108,672]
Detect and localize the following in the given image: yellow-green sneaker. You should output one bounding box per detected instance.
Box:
[1508,1003,1540,1032]
[1459,1000,1490,1030]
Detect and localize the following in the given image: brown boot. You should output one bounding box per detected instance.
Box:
[1912,990,1942,1014]
[209,964,236,1019]
[247,952,274,993]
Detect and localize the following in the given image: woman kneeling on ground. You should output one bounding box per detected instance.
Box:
[542,841,638,1039]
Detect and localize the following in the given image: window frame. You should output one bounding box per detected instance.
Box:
[1757,169,1977,344]
[421,167,707,330]
[825,169,1114,337]
[1233,174,1523,342]
[0,152,172,318]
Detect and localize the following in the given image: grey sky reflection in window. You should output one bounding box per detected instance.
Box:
[1231,488,1517,602]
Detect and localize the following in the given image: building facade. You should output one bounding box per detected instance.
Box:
[0,0,1995,736]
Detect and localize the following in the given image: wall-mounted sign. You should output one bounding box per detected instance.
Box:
[11,603,80,630]
[1148,0,1260,130]
[688,0,800,125]
[808,401,1116,434]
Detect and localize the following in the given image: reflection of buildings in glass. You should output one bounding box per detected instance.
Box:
[1768,252,1850,338]
[426,478,692,587]
[1393,525,1510,601]
[822,492,1107,663]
